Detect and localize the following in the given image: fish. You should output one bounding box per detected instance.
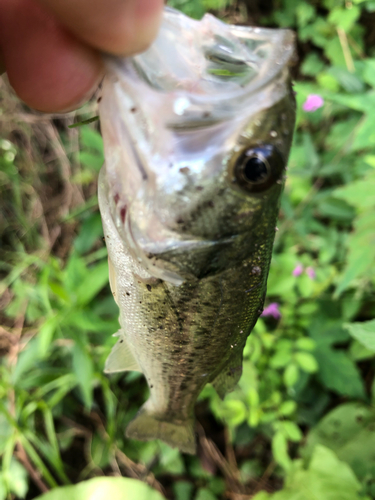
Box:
[97,7,296,454]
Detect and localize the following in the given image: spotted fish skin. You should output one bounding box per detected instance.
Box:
[98,7,296,454]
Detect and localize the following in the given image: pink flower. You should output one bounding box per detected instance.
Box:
[261,303,281,320]
[293,264,303,277]
[303,94,324,112]
[306,267,316,279]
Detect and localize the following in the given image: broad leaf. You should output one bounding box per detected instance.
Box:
[34,477,166,500]
[314,346,365,398]
[253,445,361,500]
[302,403,375,481]
[344,320,375,352]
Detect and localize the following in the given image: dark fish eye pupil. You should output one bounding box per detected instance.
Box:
[243,156,268,183]
[233,144,285,193]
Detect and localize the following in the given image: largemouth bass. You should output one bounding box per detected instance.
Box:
[98,7,296,454]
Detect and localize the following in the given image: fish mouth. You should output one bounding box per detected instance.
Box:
[130,7,295,99]
[103,8,296,129]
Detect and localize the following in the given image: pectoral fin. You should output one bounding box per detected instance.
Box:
[104,331,141,373]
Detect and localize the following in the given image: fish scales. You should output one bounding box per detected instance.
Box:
[98,7,296,454]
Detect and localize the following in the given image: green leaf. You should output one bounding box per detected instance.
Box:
[221,399,247,427]
[90,433,112,469]
[167,0,205,18]
[283,363,299,387]
[202,0,229,8]
[7,459,28,498]
[314,346,365,398]
[158,443,185,474]
[295,338,316,351]
[75,260,109,306]
[335,245,375,296]
[38,316,58,357]
[281,421,303,442]
[296,1,316,27]
[80,127,104,154]
[0,476,6,500]
[349,339,375,361]
[308,319,350,346]
[72,343,94,409]
[327,5,360,32]
[272,431,291,471]
[173,481,194,500]
[0,413,12,456]
[351,114,375,151]
[252,493,271,500]
[270,350,292,368]
[294,352,318,373]
[34,478,166,500]
[63,253,89,293]
[344,320,375,352]
[300,52,325,76]
[327,67,365,93]
[12,339,41,384]
[195,488,217,500]
[326,92,375,113]
[77,151,103,171]
[324,37,349,68]
[307,445,361,494]
[254,446,361,500]
[302,403,375,481]
[363,58,375,87]
[279,401,297,416]
[316,198,355,222]
[74,213,104,255]
[64,309,117,334]
[333,178,375,293]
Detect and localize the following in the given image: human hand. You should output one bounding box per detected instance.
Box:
[0,0,164,112]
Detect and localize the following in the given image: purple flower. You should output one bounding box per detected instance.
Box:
[303,94,324,112]
[292,264,303,277]
[306,267,316,279]
[261,303,281,320]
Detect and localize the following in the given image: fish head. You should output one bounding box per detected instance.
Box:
[99,8,296,284]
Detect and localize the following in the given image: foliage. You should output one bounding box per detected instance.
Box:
[253,445,364,500]
[1,0,375,499]
[34,478,166,500]
[345,320,375,351]
[302,403,375,486]
[168,0,230,19]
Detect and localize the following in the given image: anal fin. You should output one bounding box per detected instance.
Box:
[211,351,243,399]
[104,330,141,373]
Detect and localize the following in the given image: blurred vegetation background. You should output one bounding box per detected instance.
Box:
[1,0,375,499]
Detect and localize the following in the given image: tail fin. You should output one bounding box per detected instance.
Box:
[126,406,196,455]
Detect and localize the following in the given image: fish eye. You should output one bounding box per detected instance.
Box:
[234,145,284,192]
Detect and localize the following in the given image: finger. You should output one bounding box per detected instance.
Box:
[0,0,103,112]
[37,0,164,56]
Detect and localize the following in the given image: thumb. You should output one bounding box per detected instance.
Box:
[37,0,164,56]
